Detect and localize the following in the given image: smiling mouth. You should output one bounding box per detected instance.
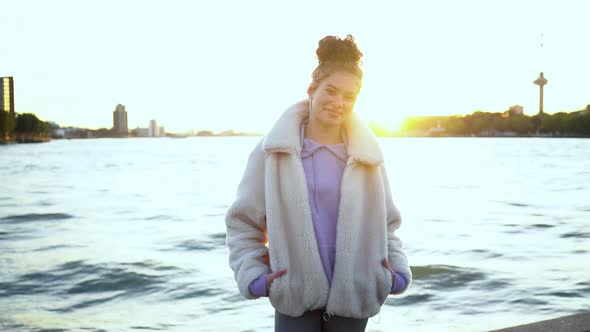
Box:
[325,109,342,116]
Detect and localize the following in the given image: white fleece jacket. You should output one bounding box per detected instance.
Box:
[225,100,411,319]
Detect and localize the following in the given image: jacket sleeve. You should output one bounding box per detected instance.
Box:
[225,139,271,299]
[381,166,412,294]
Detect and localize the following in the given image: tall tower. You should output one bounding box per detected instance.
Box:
[533,72,548,115]
[1,76,15,114]
[533,72,548,133]
[112,104,128,136]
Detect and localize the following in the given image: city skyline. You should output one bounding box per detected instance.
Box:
[2,0,589,133]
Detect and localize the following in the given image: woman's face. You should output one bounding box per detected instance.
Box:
[308,71,360,128]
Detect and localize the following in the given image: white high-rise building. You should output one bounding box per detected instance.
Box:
[149,120,158,137]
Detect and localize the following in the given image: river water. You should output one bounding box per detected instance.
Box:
[1,137,589,331]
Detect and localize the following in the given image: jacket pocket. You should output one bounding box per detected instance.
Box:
[268,275,288,308]
[375,264,393,305]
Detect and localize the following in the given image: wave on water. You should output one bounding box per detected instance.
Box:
[386,265,514,308]
[32,244,85,252]
[0,260,181,299]
[504,201,530,208]
[560,231,590,239]
[142,215,184,222]
[170,233,227,252]
[0,213,74,224]
[164,282,225,300]
[528,223,555,229]
[0,214,76,241]
[411,265,488,288]
[0,258,229,317]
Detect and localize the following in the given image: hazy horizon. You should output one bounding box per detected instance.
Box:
[2,0,589,133]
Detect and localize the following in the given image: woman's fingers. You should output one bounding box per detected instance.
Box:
[382,259,395,275]
[269,269,287,281]
[266,269,287,294]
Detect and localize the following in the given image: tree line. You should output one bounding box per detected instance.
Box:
[370,109,590,137]
[0,111,50,142]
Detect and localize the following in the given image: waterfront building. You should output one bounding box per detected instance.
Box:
[134,127,149,137]
[112,104,128,136]
[1,76,15,114]
[508,105,524,116]
[149,120,158,137]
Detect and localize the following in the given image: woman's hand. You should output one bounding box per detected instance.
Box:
[382,259,396,286]
[266,269,287,295]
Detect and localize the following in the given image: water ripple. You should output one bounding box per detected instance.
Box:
[385,293,435,306]
[411,265,487,288]
[0,213,74,224]
[32,244,84,252]
[165,283,225,300]
[528,223,555,229]
[171,233,226,252]
[143,215,183,222]
[47,293,123,313]
[560,232,590,239]
[0,260,183,299]
[505,202,530,207]
[175,239,217,251]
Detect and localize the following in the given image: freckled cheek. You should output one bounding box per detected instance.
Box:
[319,94,335,106]
[343,103,355,114]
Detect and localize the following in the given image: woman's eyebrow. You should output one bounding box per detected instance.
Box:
[326,83,356,96]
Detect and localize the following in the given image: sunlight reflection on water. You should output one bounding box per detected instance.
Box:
[0,137,589,331]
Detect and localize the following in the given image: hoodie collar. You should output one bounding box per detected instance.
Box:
[262,100,383,166]
[300,121,347,161]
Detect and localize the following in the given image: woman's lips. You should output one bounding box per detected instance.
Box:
[325,108,342,116]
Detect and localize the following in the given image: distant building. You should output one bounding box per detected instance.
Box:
[53,128,65,138]
[1,76,15,114]
[159,126,165,137]
[134,127,149,137]
[112,104,128,136]
[197,130,214,136]
[508,105,524,116]
[149,120,158,137]
[427,121,446,137]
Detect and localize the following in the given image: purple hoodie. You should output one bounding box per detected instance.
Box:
[248,124,408,297]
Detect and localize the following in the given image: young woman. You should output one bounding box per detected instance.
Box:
[225,35,411,332]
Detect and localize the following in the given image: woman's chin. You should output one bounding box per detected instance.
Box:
[320,119,343,128]
[318,114,344,127]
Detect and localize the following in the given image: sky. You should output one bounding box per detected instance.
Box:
[2,0,589,133]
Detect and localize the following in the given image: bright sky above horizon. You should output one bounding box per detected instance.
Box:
[2,0,589,133]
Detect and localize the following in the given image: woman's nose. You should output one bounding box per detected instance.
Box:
[332,94,344,109]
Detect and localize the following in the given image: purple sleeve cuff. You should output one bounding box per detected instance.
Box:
[248,273,269,298]
[390,272,408,294]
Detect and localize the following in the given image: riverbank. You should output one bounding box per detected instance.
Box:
[491,312,590,332]
[1,135,51,144]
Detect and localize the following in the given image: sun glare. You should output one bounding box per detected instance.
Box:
[355,89,409,134]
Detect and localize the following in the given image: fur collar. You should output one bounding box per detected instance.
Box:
[262,100,383,166]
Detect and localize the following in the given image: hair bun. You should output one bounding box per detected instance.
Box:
[316,34,363,66]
